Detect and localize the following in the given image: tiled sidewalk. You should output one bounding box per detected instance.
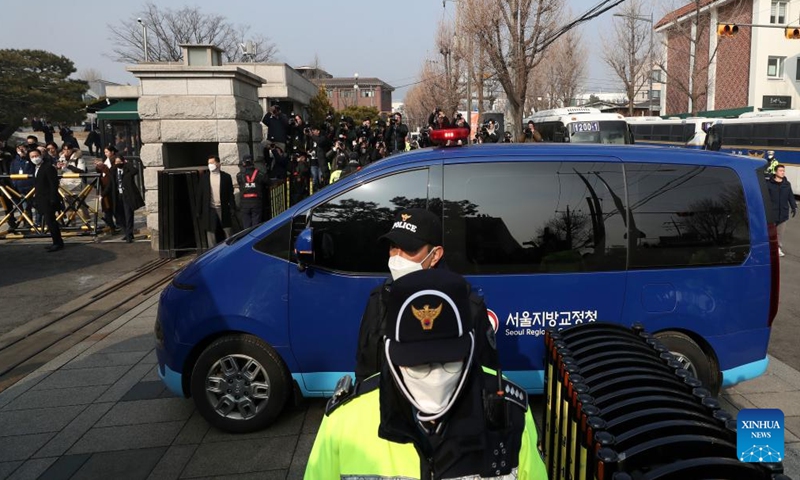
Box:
[0,289,798,479]
[0,292,320,480]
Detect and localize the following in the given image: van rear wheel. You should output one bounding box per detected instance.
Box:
[190,334,290,433]
[654,331,721,396]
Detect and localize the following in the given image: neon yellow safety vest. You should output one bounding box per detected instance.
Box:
[304,371,548,479]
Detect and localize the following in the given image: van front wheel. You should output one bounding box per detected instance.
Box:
[190,334,290,433]
[654,331,721,396]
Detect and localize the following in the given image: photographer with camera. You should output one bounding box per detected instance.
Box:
[428,108,451,130]
[356,119,374,145]
[261,103,290,152]
[523,120,543,143]
[384,112,409,155]
[265,144,289,181]
[480,119,499,144]
[308,125,331,189]
[326,137,349,174]
[453,113,471,138]
[287,113,308,154]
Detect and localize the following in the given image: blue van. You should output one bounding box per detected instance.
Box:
[155,141,779,433]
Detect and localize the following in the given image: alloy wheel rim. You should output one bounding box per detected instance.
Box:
[671,351,698,377]
[205,354,271,421]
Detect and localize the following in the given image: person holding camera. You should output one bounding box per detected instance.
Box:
[428,108,451,130]
[384,112,409,155]
[357,119,374,145]
[480,119,499,144]
[265,144,289,180]
[261,103,289,152]
[287,113,307,154]
[453,113,471,138]
[523,120,543,143]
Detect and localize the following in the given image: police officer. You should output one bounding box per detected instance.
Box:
[236,154,268,229]
[354,208,498,384]
[306,269,548,479]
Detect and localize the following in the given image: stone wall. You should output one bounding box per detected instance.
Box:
[127,65,265,250]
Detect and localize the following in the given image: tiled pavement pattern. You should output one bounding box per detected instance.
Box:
[0,290,798,479]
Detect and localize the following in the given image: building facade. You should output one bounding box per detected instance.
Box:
[296,67,394,113]
[656,0,800,116]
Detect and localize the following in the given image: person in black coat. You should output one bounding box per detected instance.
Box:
[31,149,64,251]
[197,155,236,247]
[236,154,269,229]
[108,155,145,243]
[261,104,290,152]
[768,164,797,257]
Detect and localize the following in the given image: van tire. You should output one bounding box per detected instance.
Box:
[654,331,721,396]
[190,334,290,433]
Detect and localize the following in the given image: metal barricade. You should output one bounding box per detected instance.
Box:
[0,173,101,240]
[268,179,290,219]
[542,323,790,480]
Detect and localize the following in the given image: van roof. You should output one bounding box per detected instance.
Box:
[359,143,765,174]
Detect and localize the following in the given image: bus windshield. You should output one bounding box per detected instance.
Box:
[569,120,631,144]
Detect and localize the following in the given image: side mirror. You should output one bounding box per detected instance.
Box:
[294,226,314,272]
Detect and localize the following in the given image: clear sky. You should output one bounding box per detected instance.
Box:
[0,0,662,100]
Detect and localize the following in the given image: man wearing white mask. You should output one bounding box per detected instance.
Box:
[196,155,236,248]
[31,149,64,252]
[306,269,547,479]
[354,208,498,384]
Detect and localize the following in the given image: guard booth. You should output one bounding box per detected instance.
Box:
[96,99,141,157]
[95,99,145,198]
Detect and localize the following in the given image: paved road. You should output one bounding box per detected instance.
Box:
[0,241,157,337]
[769,215,800,371]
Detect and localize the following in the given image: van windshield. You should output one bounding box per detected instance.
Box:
[570,120,631,144]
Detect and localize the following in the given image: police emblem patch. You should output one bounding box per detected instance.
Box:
[412,303,442,330]
[401,213,411,222]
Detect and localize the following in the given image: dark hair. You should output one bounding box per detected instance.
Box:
[105,145,118,154]
[45,142,59,150]
[27,135,38,142]
[776,164,786,170]
[208,155,221,163]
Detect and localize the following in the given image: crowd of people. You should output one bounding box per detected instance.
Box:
[0,130,144,250]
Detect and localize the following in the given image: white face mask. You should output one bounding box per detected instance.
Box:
[400,362,464,415]
[388,248,436,281]
[208,163,218,172]
[30,156,42,165]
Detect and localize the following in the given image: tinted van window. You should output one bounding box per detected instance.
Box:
[310,168,430,273]
[443,162,627,275]
[626,164,750,268]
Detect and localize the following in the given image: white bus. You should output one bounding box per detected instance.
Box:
[524,107,634,144]
[707,109,800,186]
[626,116,712,149]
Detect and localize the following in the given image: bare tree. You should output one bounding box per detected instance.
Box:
[524,8,585,114]
[77,68,104,82]
[108,2,278,64]
[601,0,652,116]
[435,20,465,117]
[404,60,456,130]
[461,0,564,138]
[655,0,747,115]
